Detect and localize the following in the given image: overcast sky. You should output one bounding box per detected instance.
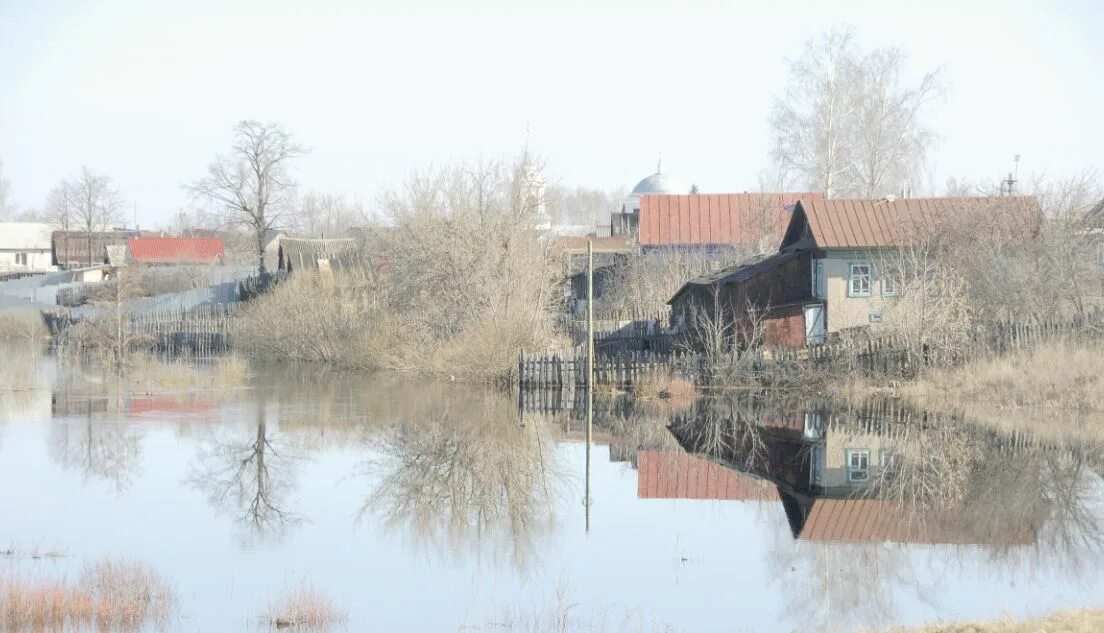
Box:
[1,0,1102,226]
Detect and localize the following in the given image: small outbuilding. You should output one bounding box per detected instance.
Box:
[277,237,363,273]
[126,236,226,265]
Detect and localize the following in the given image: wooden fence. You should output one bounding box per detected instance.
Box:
[523,309,1104,388]
[519,349,697,388]
[49,302,241,357]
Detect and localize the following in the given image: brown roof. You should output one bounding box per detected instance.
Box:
[796,498,1035,545]
[637,451,778,500]
[786,196,1040,250]
[638,193,824,248]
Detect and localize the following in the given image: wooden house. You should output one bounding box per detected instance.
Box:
[51,230,139,269]
[669,196,1040,348]
[668,250,816,347]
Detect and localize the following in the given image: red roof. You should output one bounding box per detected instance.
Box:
[638,193,824,248]
[637,451,778,500]
[787,196,1040,250]
[127,237,225,264]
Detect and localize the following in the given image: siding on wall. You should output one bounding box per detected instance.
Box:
[821,252,893,333]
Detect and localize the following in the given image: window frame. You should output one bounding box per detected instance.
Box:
[848,262,872,298]
[846,448,871,482]
[881,271,899,297]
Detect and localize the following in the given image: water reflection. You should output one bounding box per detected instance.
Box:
[359,382,566,571]
[664,396,1104,632]
[189,403,303,540]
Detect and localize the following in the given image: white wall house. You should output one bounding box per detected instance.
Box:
[0,222,56,273]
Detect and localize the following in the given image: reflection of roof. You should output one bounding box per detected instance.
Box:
[788,497,1036,546]
[637,451,778,500]
[126,396,217,419]
[784,197,1040,250]
[640,193,822,247]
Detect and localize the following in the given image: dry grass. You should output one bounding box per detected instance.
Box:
[125,354,250,392]
[0,558,175,632]
[879,609,1104,633]
[903,340,1104,411]
[264,583,346,631]
[894,339,1104,446]
[0,310,47,340]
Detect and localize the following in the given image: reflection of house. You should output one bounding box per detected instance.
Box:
[636,450,777,500]
[126,236,226,265]
[0,222,56,273]
[668,196,1040,347]
[668,401,1048,547]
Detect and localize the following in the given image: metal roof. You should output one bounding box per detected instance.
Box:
[639,193,824,247]
[637,451,778,501]
[795,498,1035,545]
[127,237,225,264]
[788,196,1040,250]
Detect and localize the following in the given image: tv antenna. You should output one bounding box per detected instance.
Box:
[1002,154,1021,196]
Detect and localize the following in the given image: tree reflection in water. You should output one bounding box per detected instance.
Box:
[189,403,302,541]
[360,386,565,571]
[667,395,1104,633]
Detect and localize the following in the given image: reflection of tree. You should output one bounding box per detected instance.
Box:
[189,404,301,540]
[50,410,143,492]
[360,389,564,571]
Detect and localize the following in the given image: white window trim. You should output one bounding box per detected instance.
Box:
[848,263,872,298]
[882,272,899,297]
[846,448,870,482]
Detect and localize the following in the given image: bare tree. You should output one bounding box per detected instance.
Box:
[49,167,124,265]
[296,191,366,237]
[187,121,306,274]
[770,26,860,198]
[770,26,945,198]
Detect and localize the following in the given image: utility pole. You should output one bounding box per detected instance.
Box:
[585,238,594,532]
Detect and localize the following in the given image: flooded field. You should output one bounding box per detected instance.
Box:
[2,343,1104,632]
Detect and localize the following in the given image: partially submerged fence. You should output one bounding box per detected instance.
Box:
[49,302,241,357]
[518,349,698,388]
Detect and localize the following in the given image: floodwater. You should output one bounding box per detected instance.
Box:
[2,343,1104,632]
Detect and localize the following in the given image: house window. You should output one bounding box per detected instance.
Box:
[15,253,27,266]
[882,273,899,297]
[812,260,825,299]
[880,450,898,472]
[848,263,872,297]
[846,449,870,482]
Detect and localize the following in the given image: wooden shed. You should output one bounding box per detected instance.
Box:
[277,237,364,273]
[668,250,819,348]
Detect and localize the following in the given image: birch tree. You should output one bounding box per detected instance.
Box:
[187,121,306,274]
[770,26,944,198]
